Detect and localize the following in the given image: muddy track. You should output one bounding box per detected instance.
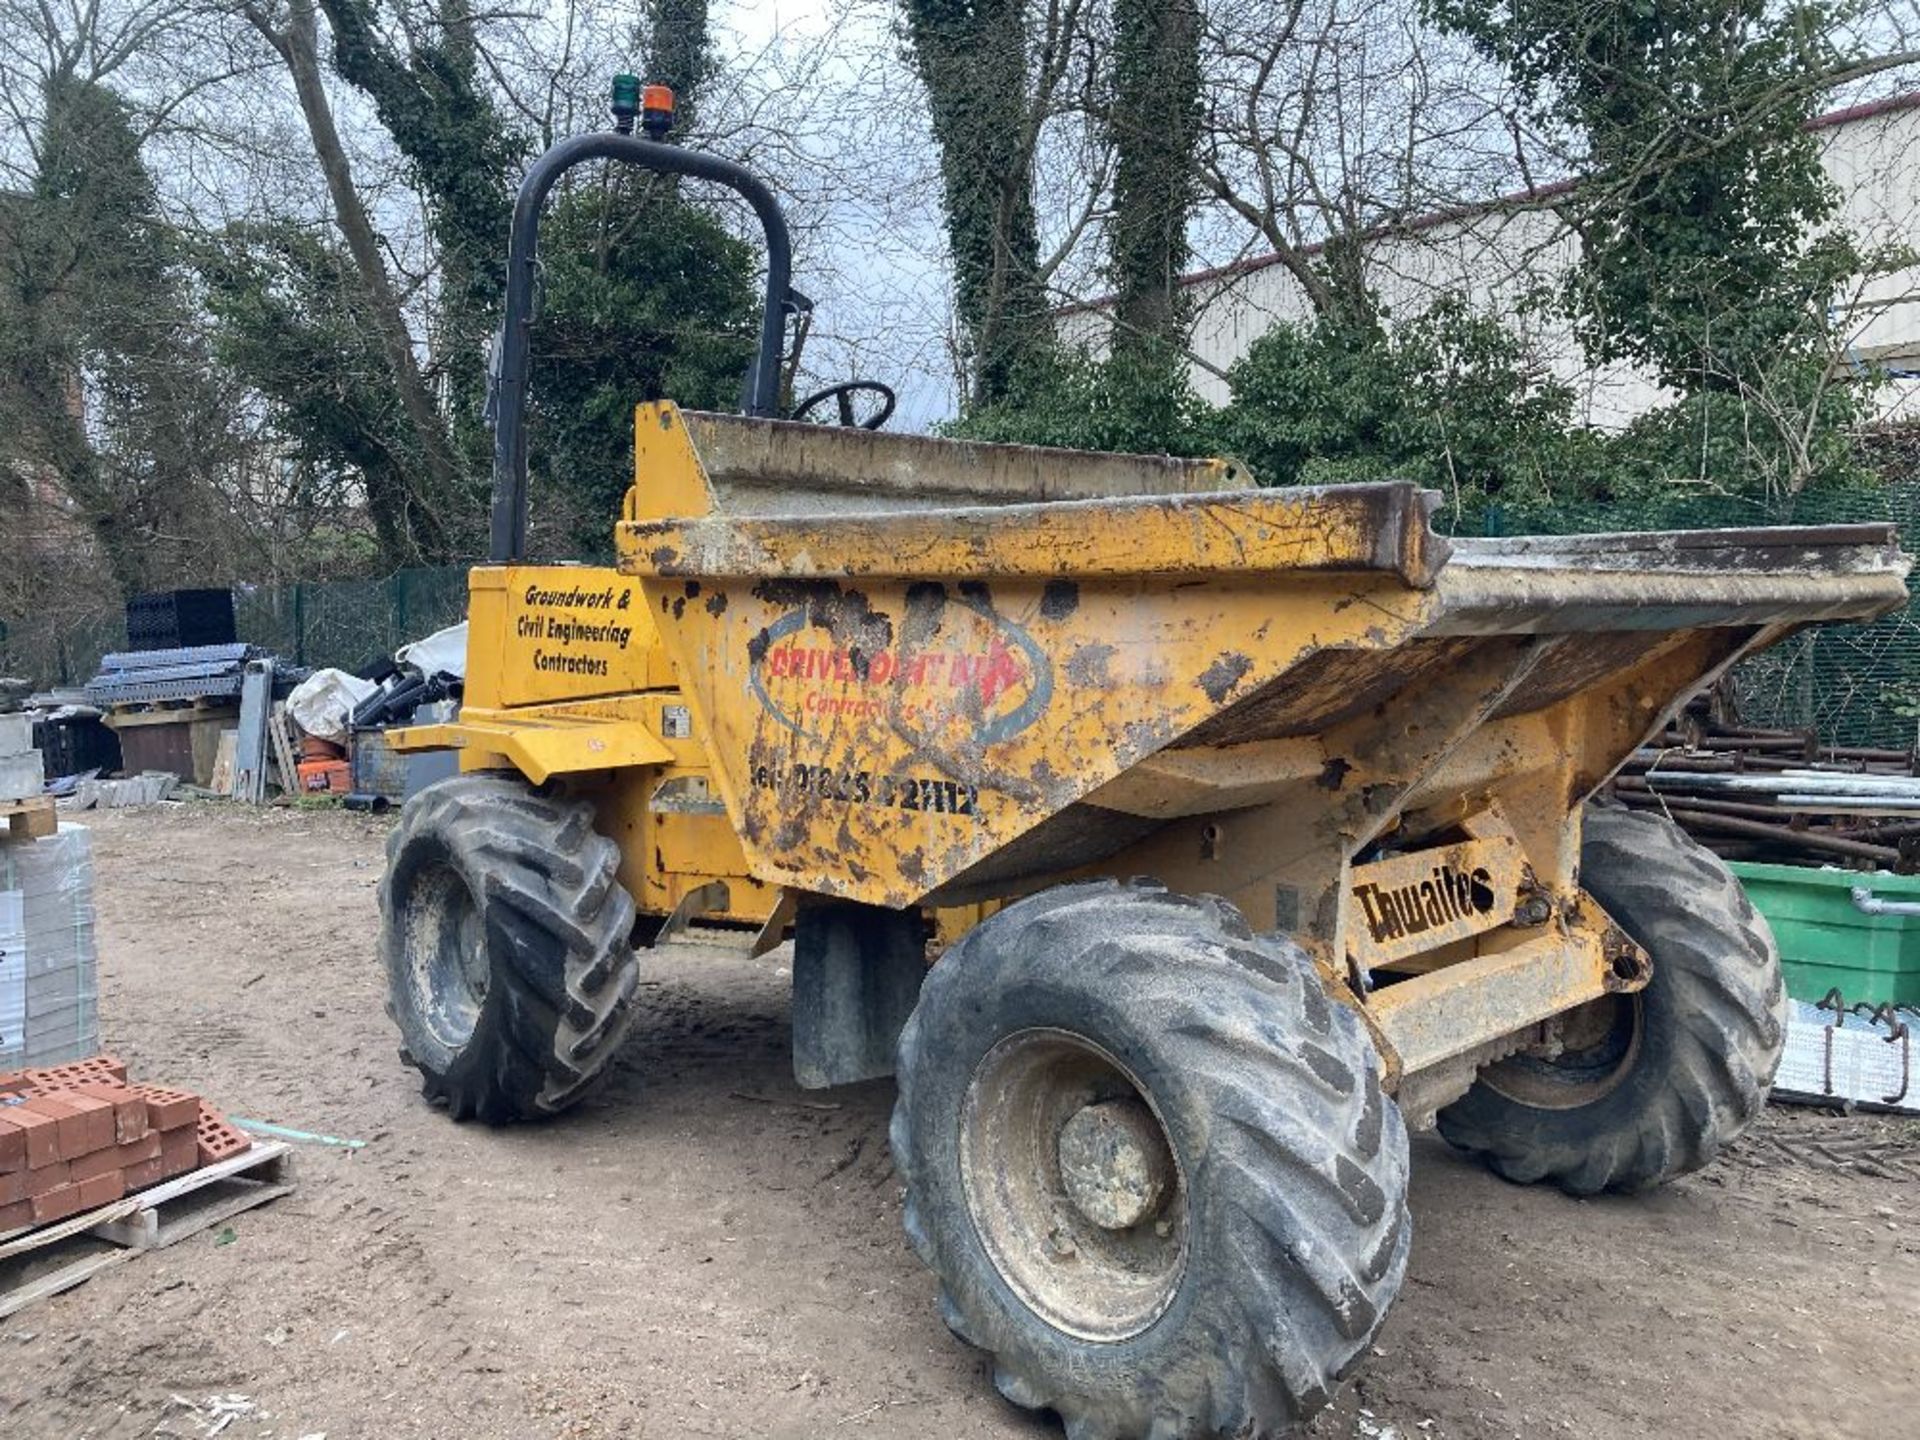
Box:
[0,804,1913,1439]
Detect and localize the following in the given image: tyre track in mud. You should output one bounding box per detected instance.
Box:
[0,805,1912,1439]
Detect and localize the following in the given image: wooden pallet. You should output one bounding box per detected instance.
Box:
[0,794,56,842]
[0,1141,292,1319]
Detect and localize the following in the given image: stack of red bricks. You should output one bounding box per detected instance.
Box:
[0,1055,251,1234]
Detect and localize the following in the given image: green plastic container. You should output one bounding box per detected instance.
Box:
[1728,861,1920,1007]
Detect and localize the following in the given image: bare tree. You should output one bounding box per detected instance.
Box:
[237,0,462,563]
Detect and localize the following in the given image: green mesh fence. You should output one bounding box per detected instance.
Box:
[233,567,472,673]
[5,566,473,690]
[1465,483,1920,750]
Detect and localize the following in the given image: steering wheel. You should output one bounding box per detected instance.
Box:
[790,380,897,431]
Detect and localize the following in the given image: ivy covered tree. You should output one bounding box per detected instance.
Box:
[529,190,759,553]
[902,0,1060,407]
[316,0,521,460]
[210,0,761,565]
[1106,0,1201,368]
[524,0,761,555]
[646,0,713,135]
[199,221,440,569]
[1428,0,1869,396]
[0,75,243,594]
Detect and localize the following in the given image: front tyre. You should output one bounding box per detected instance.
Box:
[380,774,640,1123]
[1438,806,1786,1194]
[890,881,1410,1439]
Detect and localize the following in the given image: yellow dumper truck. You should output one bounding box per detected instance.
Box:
[381,97,1911,1439]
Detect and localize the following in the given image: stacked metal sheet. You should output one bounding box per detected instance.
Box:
[1774,997,1919,1114]
[83,644,261,708]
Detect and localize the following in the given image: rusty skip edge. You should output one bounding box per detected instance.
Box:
[681,407,1248,502]
[1427,564,1912,636]
[1451,522,1908,574]
[615,482,1453,589]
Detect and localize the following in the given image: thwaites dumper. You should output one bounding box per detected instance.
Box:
[382,100,1911,1439]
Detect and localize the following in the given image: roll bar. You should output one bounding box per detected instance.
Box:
[487,130,794,562]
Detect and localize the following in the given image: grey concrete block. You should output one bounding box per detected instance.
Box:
[27,965,83,1009]
[0,749,43,801]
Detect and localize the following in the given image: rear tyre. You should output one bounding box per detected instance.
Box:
[1438,806,1786,1193]
[891,880,1410,1439]
[380,774,640,1123]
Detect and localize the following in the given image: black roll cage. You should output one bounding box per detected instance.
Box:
[487,133,794,563]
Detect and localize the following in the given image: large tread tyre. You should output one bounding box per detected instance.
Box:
[891,880,1410,1440]
[380,774,640,1123]
[1438,805,1786,1194]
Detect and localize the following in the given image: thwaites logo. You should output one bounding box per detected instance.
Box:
[749,589,1052,748]
[1354,863,1498,945]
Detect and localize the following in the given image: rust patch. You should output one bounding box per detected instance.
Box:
[1197,652,1254,704]
[769,811,809,852]
[683,580,702,599]
[1175,637,1480,749]
[752,579,898,678]
[1065,642,1116,687]
[1120,715,1179,759]
[705,592,729,616]
[1317,757,1352,791]
[1041,578,1080,620]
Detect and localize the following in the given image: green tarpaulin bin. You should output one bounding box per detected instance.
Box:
[1727,861,1920,1007]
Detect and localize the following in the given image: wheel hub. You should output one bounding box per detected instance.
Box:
[1483,992,1642,1109]
[959,1028,1189,1342]
[1057,1099,1172,1231]
[401,859,489,1052]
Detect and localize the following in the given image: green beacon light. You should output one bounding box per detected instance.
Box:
[609,73,641,134]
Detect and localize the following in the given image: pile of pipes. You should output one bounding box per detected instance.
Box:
[1613,700,1920,871]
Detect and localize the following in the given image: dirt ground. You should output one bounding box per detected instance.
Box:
[1,803,1916,1440]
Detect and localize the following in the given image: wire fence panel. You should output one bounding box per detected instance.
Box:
[4,567,473,690]
[233,567,472,673]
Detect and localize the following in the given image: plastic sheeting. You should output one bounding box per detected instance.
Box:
[395,621,468,680]
[286,668,379,744]
[0,823,100,1069]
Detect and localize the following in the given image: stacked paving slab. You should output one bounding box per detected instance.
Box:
[0,1055,249,1232]
[0,713,40,805]
[0,824,100,1067]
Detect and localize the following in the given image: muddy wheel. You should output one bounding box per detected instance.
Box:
[1438,806,1786,1194]
[379,774,640,1123]
[890,880,1410,1438]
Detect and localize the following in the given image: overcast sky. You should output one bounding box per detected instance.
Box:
[707,0,962,431]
